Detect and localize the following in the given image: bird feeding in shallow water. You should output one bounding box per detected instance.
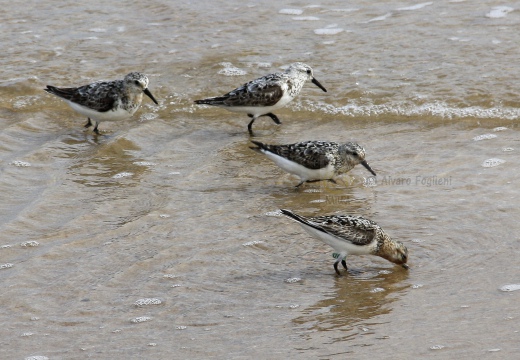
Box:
[250,140,376,187]
[279,209,409,275]
[194,62,327,135]
[45,72,158,134]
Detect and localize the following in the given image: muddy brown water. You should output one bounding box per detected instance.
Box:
[1,1,519,359]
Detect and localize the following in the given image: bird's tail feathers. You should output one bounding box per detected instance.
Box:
[249,140,268,153]
[194,96,227,105]
[279,209,327,234]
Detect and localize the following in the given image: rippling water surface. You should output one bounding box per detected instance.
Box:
[2,1,520,359]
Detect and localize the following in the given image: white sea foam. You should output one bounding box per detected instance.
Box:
[486,6,514,18]
[306,100,520,120]
[243,240,264,246]
[499,284,520,292]
[10,160,31,167]
[279,9,303,15]
[314,28,344,35]
[265,210,282,217]
[134,298,162,307]
[218,62,247,76]
[131,316,151,323]
[482,158,505,168]
[473,134,497,141]
[430,345,445,350]
[21,241,39,247]
[371,287,385,293]
[112,172,133,179]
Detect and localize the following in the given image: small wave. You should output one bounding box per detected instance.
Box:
[133,161,157,166]
[293,16,319,21]
[397,2,433,11]
[366,13,392,23]
[307,100,520,120]
[329,8,359,13]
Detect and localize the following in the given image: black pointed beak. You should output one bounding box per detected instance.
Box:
[360,160,376,176]
[402,264,410,270]
[143,88,158,105]
[311,77,327,92]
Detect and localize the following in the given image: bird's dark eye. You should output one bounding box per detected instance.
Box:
[306,69,311,74]
[352,152,358,156]
[134,80,140,85]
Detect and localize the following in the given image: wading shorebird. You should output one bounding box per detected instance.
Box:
[194,62,327,135]
[45,72,158,134]
[250,140,376,187]
[280,209,409,275]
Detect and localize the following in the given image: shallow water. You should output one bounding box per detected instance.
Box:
[1,1,520,359]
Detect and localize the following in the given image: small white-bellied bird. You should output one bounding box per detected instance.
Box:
[44,72,158,134]
[194,62,327,135]
[250,140,376,187]
[279,209,409,275]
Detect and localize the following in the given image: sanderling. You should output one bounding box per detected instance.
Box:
[194,62,327,135]
[280,209,409,275]
[250,140,376,187]
[45,72,158,134]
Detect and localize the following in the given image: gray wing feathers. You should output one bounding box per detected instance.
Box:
[45,82,118,112]
[195,75,284,107]
[310,215,377,246]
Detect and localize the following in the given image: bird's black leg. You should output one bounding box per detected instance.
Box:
[263,113,281,125]
[333,259,342,276]
[84,118,92,128]
[92,122,100,135]
[341,259,348,270]
[247,114,256,136]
